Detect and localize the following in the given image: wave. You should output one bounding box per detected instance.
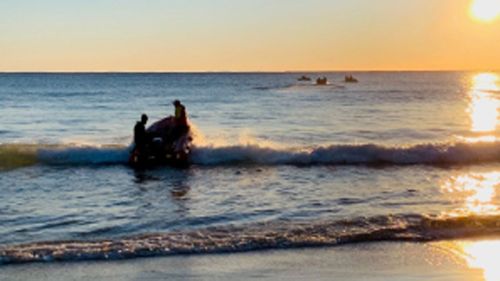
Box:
[0,144,130,170]
[191,141,500,166]
[1,214,500,265]
[0,144,40,171]
[1,141,499,170]
[37,146,130,166]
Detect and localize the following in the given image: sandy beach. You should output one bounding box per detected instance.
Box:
[2,239,497,281]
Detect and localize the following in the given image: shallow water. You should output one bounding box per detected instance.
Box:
[0,72,499,264]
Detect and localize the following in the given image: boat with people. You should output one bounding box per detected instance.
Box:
[344,75,358,83]
[316,77,328,85]
[297,75,312,81]
[129,100,192,168]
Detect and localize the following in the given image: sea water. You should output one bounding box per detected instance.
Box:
[0,72,499,264]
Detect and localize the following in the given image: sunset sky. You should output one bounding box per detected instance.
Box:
[1,0,500,72]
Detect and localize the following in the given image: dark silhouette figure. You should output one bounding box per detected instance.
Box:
[172,100,189,138]
[298,75,311,81]
[128,103,193,167]
[133,114,149,157]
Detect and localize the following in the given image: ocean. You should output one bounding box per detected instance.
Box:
[0,72,499,264]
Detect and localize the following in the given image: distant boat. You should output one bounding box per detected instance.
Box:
[297,75,311,81]
[344,75,358,83]
[316,77,328,85]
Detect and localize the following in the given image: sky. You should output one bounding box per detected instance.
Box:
[0,0,500,72]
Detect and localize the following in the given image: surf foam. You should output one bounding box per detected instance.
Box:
[0,141,499,170]
[191,141,500,166]
[1,214,500,265]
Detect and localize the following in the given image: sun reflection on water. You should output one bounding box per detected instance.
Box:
[441,172,500,216]
[459,240,500,281]
[467,73,499,136]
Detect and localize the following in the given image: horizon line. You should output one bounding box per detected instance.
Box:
[0,69,498,74]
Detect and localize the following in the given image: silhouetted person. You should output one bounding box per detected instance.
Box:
[134,114,149,156]
[173,100,187,125]
[172,100,189,138]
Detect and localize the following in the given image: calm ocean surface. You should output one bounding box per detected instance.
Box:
[0,72,499,264]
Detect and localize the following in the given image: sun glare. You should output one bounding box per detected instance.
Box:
[460,241,500,281]
[470,0,500,22]
[441,172,500,216]
[468,73,499,134]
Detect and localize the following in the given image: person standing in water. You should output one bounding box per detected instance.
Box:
[133,113,149,158]
[173,100,187,125]
[172,100,189,137]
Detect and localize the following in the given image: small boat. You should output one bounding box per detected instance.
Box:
[316,77,328,85]
[297,75,312,81]
[129,116,192,168]
[344,75,358,83]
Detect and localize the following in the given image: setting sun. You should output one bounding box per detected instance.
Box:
[470,0,500,22]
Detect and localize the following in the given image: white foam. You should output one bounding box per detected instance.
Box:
[1,141,496,167]
[191,141,500,166]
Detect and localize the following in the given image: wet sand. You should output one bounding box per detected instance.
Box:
[1,240,494,281]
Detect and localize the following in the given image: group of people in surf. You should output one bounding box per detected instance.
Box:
[297,75,328,85]
[316,77,328,85]
[132,100,189,161]
[298,75,358,85]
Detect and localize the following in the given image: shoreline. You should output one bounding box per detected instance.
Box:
[1,240,496,281]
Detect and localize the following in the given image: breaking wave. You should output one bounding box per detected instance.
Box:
[0,141,499,170]
[0,144,130,170]
[191,141,500,166]
[1,214,500,265]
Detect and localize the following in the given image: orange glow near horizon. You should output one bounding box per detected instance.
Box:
[470,0,500,22]
[1,0,500,71]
